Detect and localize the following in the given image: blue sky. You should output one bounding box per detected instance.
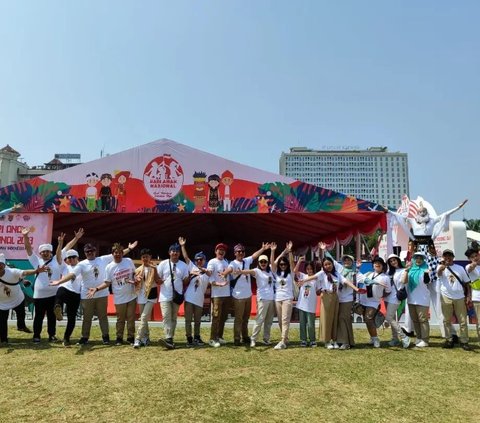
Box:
[1,1,478,217]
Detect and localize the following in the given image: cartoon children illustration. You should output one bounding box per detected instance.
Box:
[114,171,130,212]
[207,174,221,212]
[99,173,113,212]
[193,171,207,212]
[221,170,234,212]
[85,173,99,212]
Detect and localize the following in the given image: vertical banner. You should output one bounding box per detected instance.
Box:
[0,213,53,259]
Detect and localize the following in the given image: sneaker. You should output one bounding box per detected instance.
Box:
[416,340,428,348]
[452,334,460,344]
[102,336,110,345]
[338,343,350,350]
[54,304,63,321]
[142,337,151,346]
[461,343,472,351]
[17,327,32,334]
[62,339,71,347]
[209,339,221,348]
[300,341,308,347]
[402,336,411,349]
[127,337,135,345]
[160,338,175,350]
[193,337,205,347]
[186,340,194,348]
[243,337,251,345]
[310,341,318,348]
[218,338,227,345]
[33,337,41,343]
[76,337,88,346]
[273,341,286,350]
[250,339,256,348]
[442,340,454,349]
[326,341,334,350]
[388,339,401,347]
[49,336,59,343]
[372,337,381,348]
[262,339,271,346]
[401,327,415,337]
[333,342,339,349]
[115,338,124,346]
[133,339,141,349]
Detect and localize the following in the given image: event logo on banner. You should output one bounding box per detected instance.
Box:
[143,154,184,201]
[0,213,53,259]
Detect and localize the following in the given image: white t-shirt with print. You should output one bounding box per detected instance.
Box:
[296,272,320,313]
[253,268,275,301]
[28,254,64,299]
[0,267,25,310]
[356,272,390,308]
[437,263,470,300]
[274,271,294,301]
[207,258,230,298]
[74,254,114,300]
[385,269,406,305]
[157,259,189,302]
[405,271,430,307]
[466,264,480,302]
[184,262,210,307]
[228,256,253,299]
[105,258,137,305]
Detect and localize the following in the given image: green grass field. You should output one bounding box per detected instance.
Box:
[2,324,479,423]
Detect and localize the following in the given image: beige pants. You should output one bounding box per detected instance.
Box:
[251,299,275,342]
[319,292,339,343]
[233,297,251,342]
[184,301,203,338]
[408,303,430,343]
[136,301,154,341]
[81,296,109,339]
[115,298,137,340]
[160,301,180,340]
[275,299,293,343]
[441,295,468,343]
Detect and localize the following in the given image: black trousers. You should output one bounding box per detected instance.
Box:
[55,287,81,341]
[0,308,9,342]
[33,296,56,338]
[13,299,27,329]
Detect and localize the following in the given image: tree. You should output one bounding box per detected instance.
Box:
[464,219,480,232]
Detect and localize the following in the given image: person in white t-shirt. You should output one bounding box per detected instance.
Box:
[51,240,138,345]
[465,248,480,341]
[401,252,431,348]
[207,243,230,348]
[22,227,66,343]
[355,257,390,348]
[233,252,275,348]
[88,243,137,345]
[133,248,161,349]
[179,237,212,347]
[294,257,321,347]
[0,254,47,345]
[271,241,295,350]
[436,249,471,350]
[224,242,269,346]
[157,243,189,349]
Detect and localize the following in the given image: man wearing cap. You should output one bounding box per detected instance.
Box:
[0,254,47,345]
[179,237,212,347]
[207,243,230,347]
[224,242,270,346]
[157,243,189,349]
[437,249,472,350]
[22,227,66,343]
[52,240,138,345]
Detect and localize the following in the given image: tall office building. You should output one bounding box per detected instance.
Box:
[279,146,409,208]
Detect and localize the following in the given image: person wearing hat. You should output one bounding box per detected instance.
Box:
[156,243,189,349]
[355,256,391,348]
[179,237,211,347]
[224,242,270,346]
[88,243,138,346]
[206,242,230,347]
[437,249,471,350]
[22,227,66,343]
[385,254,409,348]
[401,252,431,348]
[233,251,276,348]
[51,239,138,345]
[132,248,162,349]
[0,254,47,345]
[465,248,480,341]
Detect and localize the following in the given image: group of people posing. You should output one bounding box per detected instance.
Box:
[1,226,479,352]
